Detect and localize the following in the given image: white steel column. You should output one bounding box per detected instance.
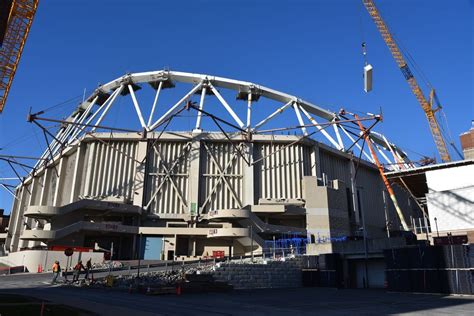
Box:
[50,112,82,155]
[150,83,202,131]
[209,84,244,129]
[293,103,308,136]
[74,96,98,131]
[147,81,163,127]
[375,143,398,171]
[299,106,341,150]
[339,125,374,163]
[128,85,147,130]
[382,135,404,168]
[246,93,252,129]
[69,93,115,142]
[194,86,206,131]
[332,121,344,150]
[91,85,124,133]
[52,96,98,153]
[253,100,292,131]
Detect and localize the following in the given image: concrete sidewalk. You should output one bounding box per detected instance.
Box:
[2,286,473,316]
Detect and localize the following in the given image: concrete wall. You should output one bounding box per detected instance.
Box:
[317,146,420,237]
[426,164,474,233]
[304,177,350,239]
[212,259,304,289]
[306,237,407,256]
[5,133,419,259]
[0,250,104,273]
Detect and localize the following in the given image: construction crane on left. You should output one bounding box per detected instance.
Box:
[0,0,39,113]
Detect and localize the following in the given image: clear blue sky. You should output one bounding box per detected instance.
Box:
[0,0,472,212]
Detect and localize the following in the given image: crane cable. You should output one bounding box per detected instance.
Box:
[358,1,369,66]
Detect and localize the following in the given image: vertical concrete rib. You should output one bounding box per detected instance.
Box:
[70,144,84,203]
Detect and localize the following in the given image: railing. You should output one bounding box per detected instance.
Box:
[412,217,431,235]
[66,248,308,277]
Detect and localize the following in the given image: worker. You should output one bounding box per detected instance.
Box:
[51,260,61,285]
[72,260,85,283]
[85,258,92,280]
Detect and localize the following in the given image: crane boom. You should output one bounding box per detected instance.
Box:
[0,0,38,113]
[354,114,409,231]
[362,0,451,162]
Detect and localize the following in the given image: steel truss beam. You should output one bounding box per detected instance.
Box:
[1,70,415,197]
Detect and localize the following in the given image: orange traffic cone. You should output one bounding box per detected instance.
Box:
[37,264,43,273]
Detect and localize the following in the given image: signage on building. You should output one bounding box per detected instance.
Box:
[190,203,197,216]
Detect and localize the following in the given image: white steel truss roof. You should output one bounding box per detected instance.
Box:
[0,69,415,195]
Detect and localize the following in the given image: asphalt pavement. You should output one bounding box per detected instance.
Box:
[1,284,473,315]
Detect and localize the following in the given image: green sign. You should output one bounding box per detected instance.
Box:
[190,202,197,216]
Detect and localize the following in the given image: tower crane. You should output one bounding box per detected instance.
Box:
[362,0,452,163]
[0,0,39,113]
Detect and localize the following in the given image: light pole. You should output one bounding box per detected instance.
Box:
[137,233,142,278]
[161,237,165,260]
[434,217,439,238]
[382,190,391,239]
[358,189,369,289]
[94,242,114,275]
[273,235,276,259]
[109,242,114,275]
[249,225,254,262]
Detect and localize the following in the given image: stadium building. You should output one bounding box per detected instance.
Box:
[2,70,420,262]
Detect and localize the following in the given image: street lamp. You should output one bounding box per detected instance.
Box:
[248,225,254,262]
[94,242,114,274]
[137,233,142,278]
[434,217,439,238]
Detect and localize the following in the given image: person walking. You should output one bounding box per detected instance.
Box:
[72,260,85,283]
[51,260,61,285]
[85,258,92,280]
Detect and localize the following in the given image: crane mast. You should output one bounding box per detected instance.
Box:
[362,0,451,163]
[0,0,38,113]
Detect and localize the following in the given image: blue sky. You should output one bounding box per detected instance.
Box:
[0,0,472,212]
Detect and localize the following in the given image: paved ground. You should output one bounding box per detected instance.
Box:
[0,265,172,289]
[1,286,473,316]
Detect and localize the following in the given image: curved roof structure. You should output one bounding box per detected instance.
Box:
[28,70,412,173]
